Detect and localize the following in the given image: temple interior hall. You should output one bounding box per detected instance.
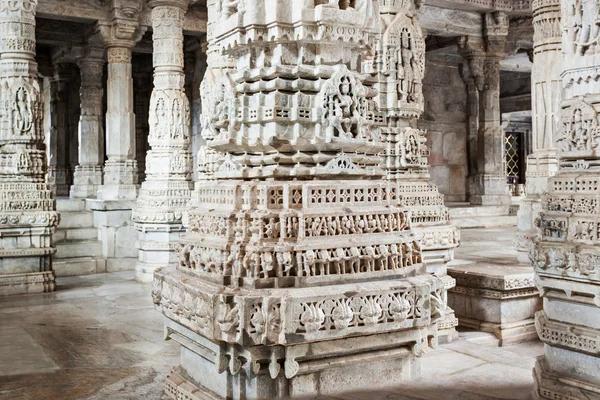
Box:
[1,0,599,399]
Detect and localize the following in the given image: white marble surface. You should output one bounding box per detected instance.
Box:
[0,271,543,400]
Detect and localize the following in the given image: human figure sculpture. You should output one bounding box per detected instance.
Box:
[13,88,33,134]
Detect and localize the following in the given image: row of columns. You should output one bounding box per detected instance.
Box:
[0,0,197,293]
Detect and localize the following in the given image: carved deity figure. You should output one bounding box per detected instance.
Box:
[398,32,415,102]
[12,87,33,135]
[565,0,600,55]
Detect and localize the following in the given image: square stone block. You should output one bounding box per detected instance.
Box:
[448,264,541,345]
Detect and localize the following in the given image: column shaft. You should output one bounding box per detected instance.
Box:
[132,1,193,283]
[47,65,72,196]
[71,56,105,198]
[0,0,59,295]
[100,45,138,200]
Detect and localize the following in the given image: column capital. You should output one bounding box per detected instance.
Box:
[483,12,508,56]
[95,19,147,53]
[148,0,193,10]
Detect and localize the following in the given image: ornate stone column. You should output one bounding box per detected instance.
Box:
[459,13,512,206]
[0,0,59,295]
[47,63,72,197]
[532,0,600,396]
[71,48,105,199]
[515,0,561,254]
[132,0,193,283]
[368,0,460,343]
[96,17,144,200]
[87,11,145,273]
[155,1,445,399]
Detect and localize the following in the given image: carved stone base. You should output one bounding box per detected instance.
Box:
[70,184,101,199]
[448,264,541,345]
[135,230,182,283]
[87,200,138,270]
[101,160,139,200]
[98,184,139,201]
[437,308,459,344]
[47,166,72,197]
[469,174,512,206]
[0,271,56,296]
[163,317,432,400]
[71,165,103,198]
[533,357,600,400]
[458,317,538,346]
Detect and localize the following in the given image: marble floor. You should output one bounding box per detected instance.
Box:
[1,229,543,400]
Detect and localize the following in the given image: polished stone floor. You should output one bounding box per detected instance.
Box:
[1,229,543,400]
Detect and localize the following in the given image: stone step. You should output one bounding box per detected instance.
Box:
[53,257,107,277]
[56,198,86,212]
[58,211,94,229]
[450,215,517,229]
[55,240,102,259]
[54,228,98,244]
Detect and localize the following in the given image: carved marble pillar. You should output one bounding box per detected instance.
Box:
[47,64,72,197]
[367,0,459,343]
[71,50,105,199]
[0,0,59,295]
[459,14,512,206]
[515,0,561,253]
[132,0,193,283]
[459,63,481,182]
[532,0,600,397]
[98,43,138,200]
[155,1,445,399]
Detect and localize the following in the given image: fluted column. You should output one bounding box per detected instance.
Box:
[71,49,105,198]
[515,0,561,253]
[132,0,193,282]
[0,0,59,295]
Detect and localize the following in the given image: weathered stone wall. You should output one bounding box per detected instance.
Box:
[419,59,469,202]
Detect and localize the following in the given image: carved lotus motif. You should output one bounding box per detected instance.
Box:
[359,298,382,326]
[332,300,354,329]
[300,304,325,332]
[389,297,411,321]
[216,302,240,334]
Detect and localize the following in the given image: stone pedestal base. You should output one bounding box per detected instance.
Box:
[0,271,56,296]
[100,160,139,200]
[163,318,429,400]
[533,357,600,400]
[98,184,139,201]
[437,308,459,344]
[469,175,512,206]
[88,200,138,271]
[47,166,71,197]
[71,165,103,198]
[135,230,182,283]
[448,264,541,345]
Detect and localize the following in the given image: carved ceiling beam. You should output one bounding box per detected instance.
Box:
[424,0,531,15]
[419,5,482,37]
[37,0,206,34]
